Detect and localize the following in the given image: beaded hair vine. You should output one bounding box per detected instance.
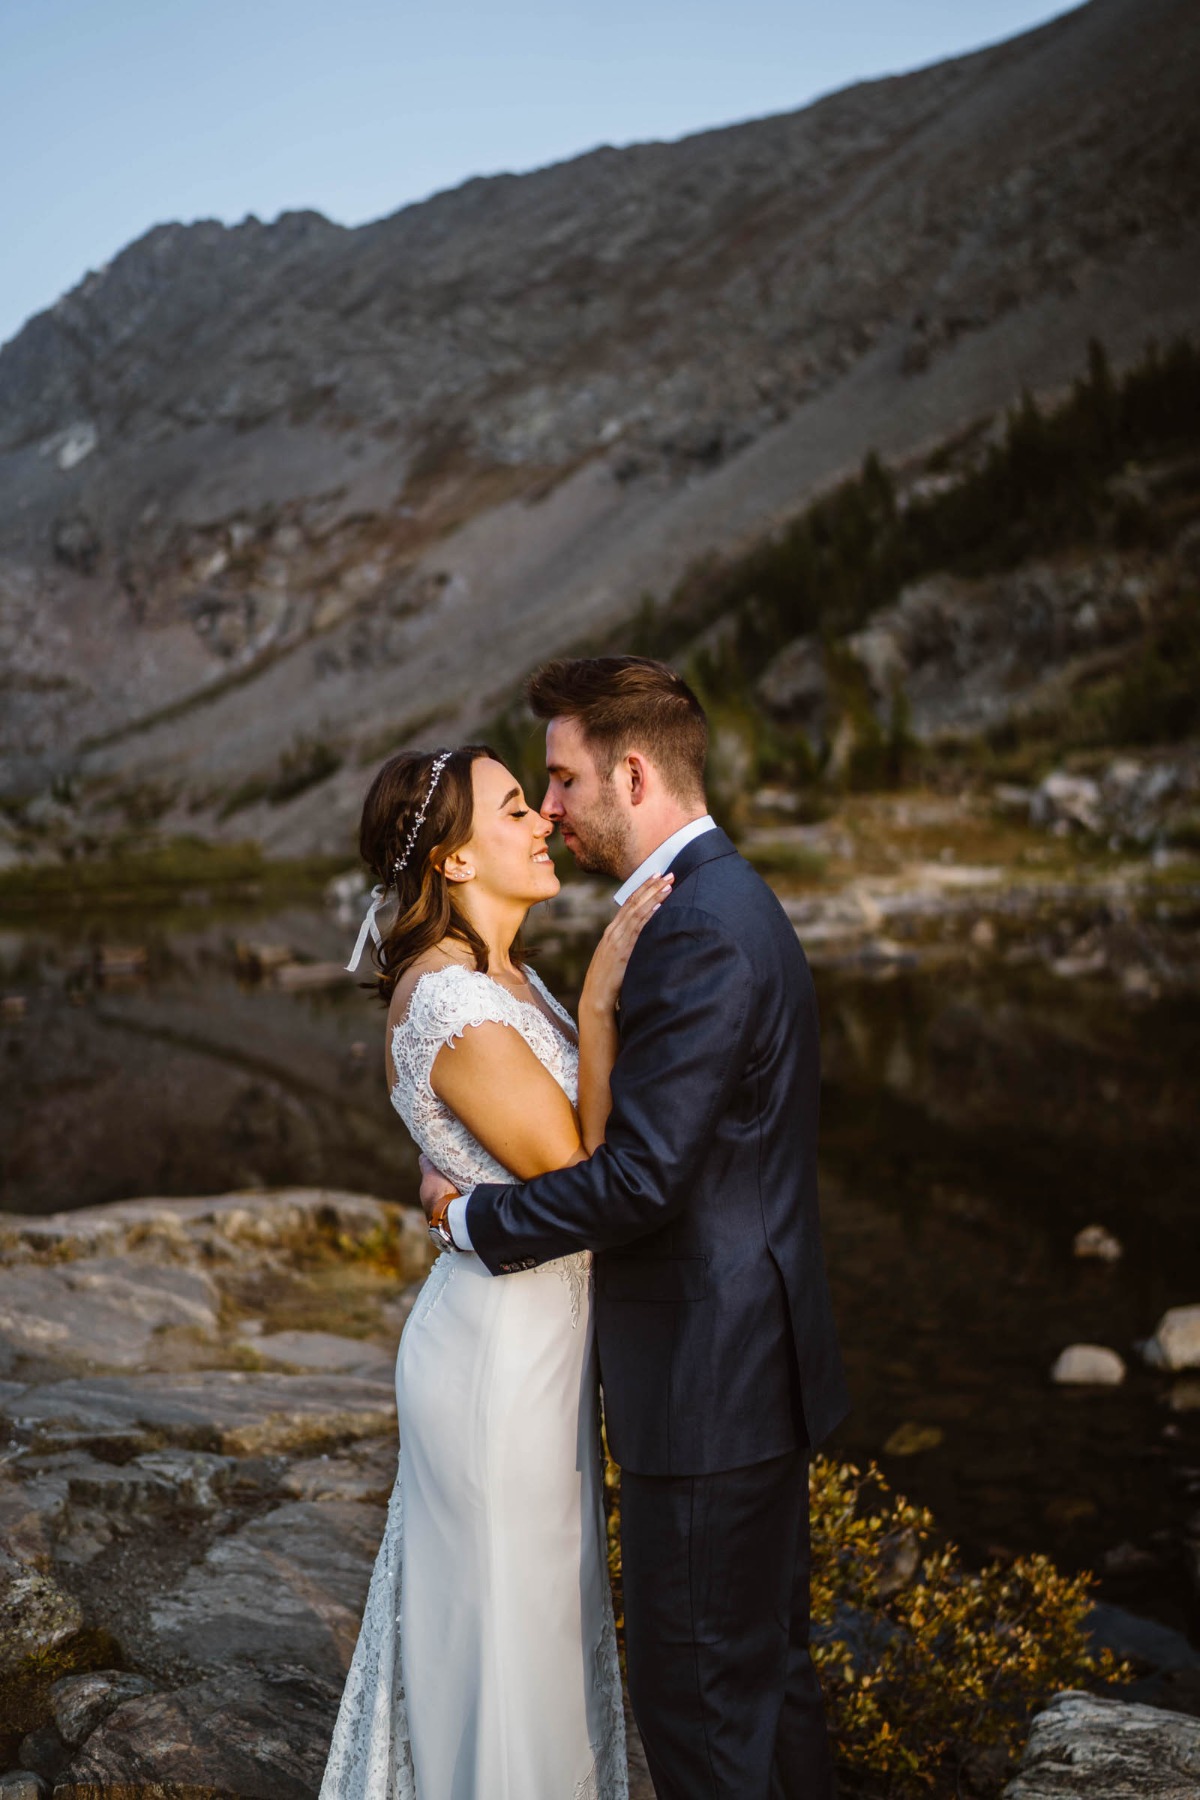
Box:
[392,750,452,879]
[344,750,454,974]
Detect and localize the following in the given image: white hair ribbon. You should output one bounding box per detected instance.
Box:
[345,883,390,974]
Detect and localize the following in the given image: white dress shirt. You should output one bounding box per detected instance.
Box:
[611,814,717,905]
[446,815,718,1253]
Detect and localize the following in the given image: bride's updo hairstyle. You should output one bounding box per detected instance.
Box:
[357,744,529,1001]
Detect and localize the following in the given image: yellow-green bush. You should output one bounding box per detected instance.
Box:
[604,1450,1128,1796]
[809,1459,1128,1793]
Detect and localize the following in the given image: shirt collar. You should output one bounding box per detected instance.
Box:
[613,815,717,906]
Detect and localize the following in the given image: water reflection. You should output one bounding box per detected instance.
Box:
[1,898,1198,1640]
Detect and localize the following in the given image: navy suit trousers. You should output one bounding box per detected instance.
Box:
[620,1449,837,1800]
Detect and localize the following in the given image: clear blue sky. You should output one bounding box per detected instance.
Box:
[1,0,1073,350]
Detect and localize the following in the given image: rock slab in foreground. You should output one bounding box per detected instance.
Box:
[8,1370,396,1455]
[1003,1689,1200,1798]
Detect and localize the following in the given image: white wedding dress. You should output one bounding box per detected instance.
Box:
[320,964,627,1800]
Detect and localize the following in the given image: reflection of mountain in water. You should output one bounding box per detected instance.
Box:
[821,967,1199,1248]
[0,911,409,1216]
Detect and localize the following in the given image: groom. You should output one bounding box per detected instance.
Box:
[423,655,848,1799]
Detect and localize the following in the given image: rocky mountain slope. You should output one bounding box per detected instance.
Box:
[1,0,1198,857]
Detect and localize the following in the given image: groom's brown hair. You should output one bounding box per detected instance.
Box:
[526,656,708,804]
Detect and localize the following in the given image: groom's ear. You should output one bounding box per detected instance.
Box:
[626,752,651,806]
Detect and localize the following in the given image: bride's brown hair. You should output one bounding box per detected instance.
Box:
[357,744,530,1001]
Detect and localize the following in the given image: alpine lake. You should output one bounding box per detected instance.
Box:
[2,826,1198,1666]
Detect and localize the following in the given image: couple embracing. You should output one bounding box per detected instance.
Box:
[322,656,848,1800]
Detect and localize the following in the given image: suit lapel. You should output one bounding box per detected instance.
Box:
[616,828,737,1040]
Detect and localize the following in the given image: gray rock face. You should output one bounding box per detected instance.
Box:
[1,0,1197,853]
[758,637,830,735]
[1003,1689,1200,1797]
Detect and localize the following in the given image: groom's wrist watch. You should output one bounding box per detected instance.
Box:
[429,1192,462,1254]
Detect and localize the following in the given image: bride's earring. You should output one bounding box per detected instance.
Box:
[442,859,475,883]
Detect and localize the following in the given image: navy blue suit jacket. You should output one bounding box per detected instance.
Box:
[466,827,849,1476]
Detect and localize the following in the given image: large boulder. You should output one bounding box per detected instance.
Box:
[1002,1689,1200,1797]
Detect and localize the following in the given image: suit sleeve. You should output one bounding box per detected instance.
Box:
[465,906,755,1274]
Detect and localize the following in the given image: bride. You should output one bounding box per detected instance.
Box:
[321,743,671,1800]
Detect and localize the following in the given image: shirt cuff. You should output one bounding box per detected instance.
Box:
[447,1192,475,1253]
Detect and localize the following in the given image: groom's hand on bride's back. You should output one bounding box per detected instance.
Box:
[419,1153,456,1222]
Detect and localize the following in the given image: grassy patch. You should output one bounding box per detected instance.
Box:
[0,1626,123,1753]
[0,840,345,915]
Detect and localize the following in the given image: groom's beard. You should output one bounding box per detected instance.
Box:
[562,787,632,880]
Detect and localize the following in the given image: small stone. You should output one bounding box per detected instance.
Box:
[16,1727,69,1783]
[249,1330,395,1379]
[50,1669,159,1747]
[234,941,294,976]
[1073,1224,1123,1263]
[1051,947,1108,979]
[1044,1495,1098,1529]
[1143,1304,1200,1372]
[1030,771,1104,835]
[1051,1344,1126,1385]
[883,1421,945,1456]
[0,1774,48,1800]
[273,961,350,991]
[875,1527,921,1598]
[1101,1542,1160,1578]
[1168,1378,1200,1413]
[969,917,997,950]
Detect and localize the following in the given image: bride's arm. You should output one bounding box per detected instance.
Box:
[576,874,673,1153]
[431,1024,588,1179]
[430,875,672,1178]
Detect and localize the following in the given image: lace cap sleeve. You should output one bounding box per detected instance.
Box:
[391,965,529,1103]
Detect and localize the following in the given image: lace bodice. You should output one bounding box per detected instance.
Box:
[389,963,579,1192]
